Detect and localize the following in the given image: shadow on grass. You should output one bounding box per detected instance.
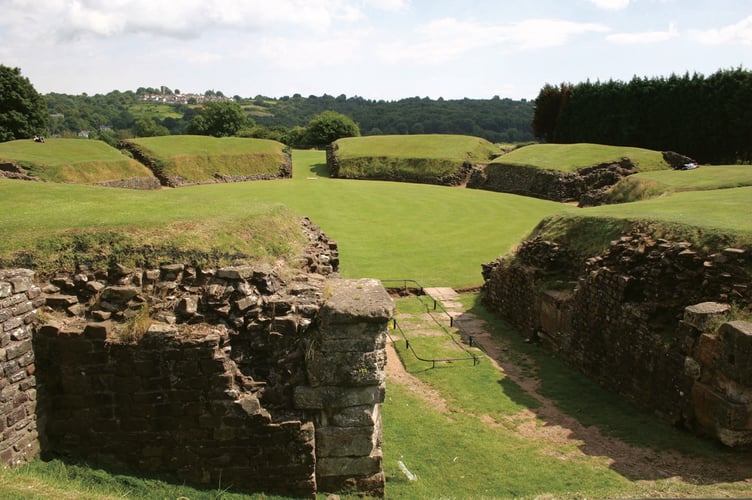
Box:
[309,162,329,177]
[12,457,289,499]
[459,292,752,484]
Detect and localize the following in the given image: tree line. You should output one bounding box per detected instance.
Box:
[532,67,752,164]
[39,83,535,146]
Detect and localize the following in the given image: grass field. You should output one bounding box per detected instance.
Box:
[2,142,752,498]
[493,142,671,172]
[382,293,751,499]
[0,149,566,286]
[127,135,288,182]
[0,138,155,183]
[128,102,185,120]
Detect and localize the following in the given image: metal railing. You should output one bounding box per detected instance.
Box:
[381,279,480,367]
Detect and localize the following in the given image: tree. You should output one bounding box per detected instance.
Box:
[0,65,48,142]
[187,101,250,137]
[304,111,360,147]
[134,117,169,137]
[532,83,569,142]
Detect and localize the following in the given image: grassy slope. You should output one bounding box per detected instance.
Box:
[128,135,287,182]
[335,134,499,161]
[605,165,752,203]
[333,134,500,179]
[2,149,752,498]
[0,138,154,183]
[0,150,564,287]
[127,102,184,120]
[493,142,670,173]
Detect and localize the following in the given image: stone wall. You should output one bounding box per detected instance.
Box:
[467,158,636,205]
[326,144,476,186]
[0,270,43,467]
[0,223,393,496]
[482,233,752,447]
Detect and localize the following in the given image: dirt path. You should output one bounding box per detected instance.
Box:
[387,289,752,487]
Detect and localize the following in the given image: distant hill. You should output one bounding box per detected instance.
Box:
[45,90,534,144]
[252,94,534,143]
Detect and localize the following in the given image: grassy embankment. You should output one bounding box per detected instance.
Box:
[125,135,288,183]
[0,149,565,285]
[604,164,752,203]
[1,144,752,498]
[0,138,154,183]
[331,134,499,181]
[491,142,671,172]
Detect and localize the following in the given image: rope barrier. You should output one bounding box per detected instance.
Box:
[381,279,480,367]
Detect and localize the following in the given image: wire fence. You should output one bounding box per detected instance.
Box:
[380,279,481,368]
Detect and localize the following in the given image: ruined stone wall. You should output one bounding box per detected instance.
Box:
[0,222,392,496]
[482,233,752,447]
[34,321,317,497]
[467,158,636,205]
[0,270,43,467]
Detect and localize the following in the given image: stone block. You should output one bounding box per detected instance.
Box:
[217,266,254,280]
[317,450,383,477]
[719,321,752,385]
[306,349,386,387]
[101,286,139,303]
[319,279,394,326]
[316,425,376,457]
[294,384,385,410]
[45,295,79,309]
[684,302,731,332]
[330,404,379,427]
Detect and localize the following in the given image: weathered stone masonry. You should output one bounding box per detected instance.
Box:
[0,270,43,467]
[0,224,393,497]
[483,233,752,447]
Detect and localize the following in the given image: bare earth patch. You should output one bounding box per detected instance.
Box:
[386,292,752,491]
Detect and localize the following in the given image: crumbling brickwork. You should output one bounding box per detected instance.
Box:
[0,269,43,467]
[483,233,752,447]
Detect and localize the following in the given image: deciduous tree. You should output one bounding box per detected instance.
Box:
[0,65,48,142]
[304,111,360,147]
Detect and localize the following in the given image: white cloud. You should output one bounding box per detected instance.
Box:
[607,23,678,44]
[590,0,630,10]
[691,16,752,45]
[364,0,410,11]
[376,17,609,64]
[257,29,371,69]
[0,0,366,43]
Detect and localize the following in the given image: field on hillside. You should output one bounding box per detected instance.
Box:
[493,142,670,172]
[127,135,288,182]
[0,138,155,183]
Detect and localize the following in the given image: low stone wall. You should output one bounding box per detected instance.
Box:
[326,144,476,186]
[482,233,752,447]
[0,224,392,496]
[467,158,636,205]
[0,270,43,467]
[95,176,162,190]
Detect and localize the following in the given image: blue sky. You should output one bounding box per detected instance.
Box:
[1,0,750,100]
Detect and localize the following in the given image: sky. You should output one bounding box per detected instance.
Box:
[1,0,751,101]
